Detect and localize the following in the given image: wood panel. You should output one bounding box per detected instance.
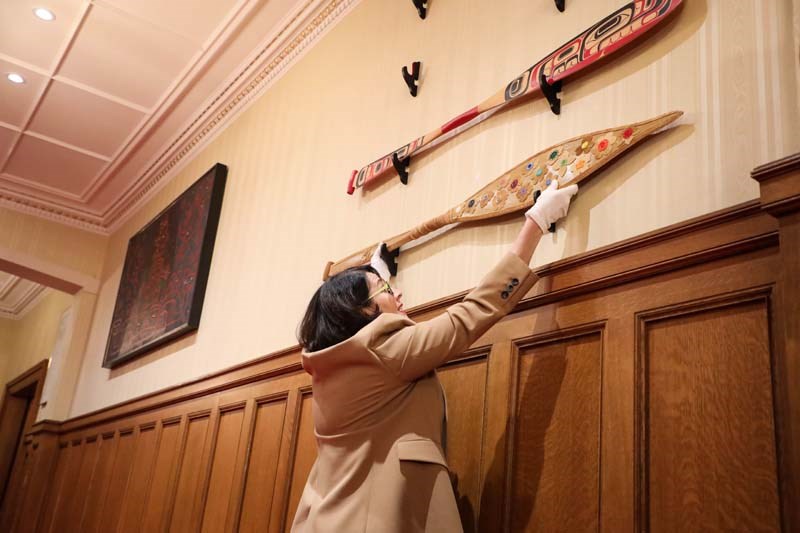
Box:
[115,424,158,532]
[509,332,603,533]
[752,154,800,531]
[38,443,73,533]
[283,390,316,533]
[438,354,489,533]
[169,412,214,532]
[238,395,289,533]
[201,403,246,533]
[4,183,798,532]
[100,429,136,532]
[69,437,100,525]
[46,441,86,532]
[140,418,182,531]
[639,295,780,532]
[80,432,118,530]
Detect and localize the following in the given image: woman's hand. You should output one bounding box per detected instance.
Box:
[525,179,579,234]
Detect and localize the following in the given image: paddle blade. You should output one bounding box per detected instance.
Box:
[450,111,683,224]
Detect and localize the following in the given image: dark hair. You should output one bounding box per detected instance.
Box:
[298,266,381,352]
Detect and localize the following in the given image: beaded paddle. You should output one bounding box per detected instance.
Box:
[324,110,683,279]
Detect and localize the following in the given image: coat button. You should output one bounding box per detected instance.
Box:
[501,291,509,299]
[511,278,519,286]
[507,284,515,291]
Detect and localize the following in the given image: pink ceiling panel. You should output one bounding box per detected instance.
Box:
[0,60,48,127]
[28,80,146,157]
[57,3,198,108]
[4,134,106,196]
[103,0,240,46]
[0,125,19,163]
[89,116,179,211]
[0,0,85,70]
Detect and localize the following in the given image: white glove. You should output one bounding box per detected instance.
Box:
[370,243,392,281]
[525,179,579,233]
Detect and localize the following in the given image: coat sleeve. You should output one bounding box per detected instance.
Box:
[365,252,538,382]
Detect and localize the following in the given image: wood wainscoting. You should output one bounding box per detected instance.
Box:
[3,155,798,533]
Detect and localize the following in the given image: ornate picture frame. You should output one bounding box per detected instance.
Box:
[102,163,228,368]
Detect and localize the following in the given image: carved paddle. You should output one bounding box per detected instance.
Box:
[347,0,684,194]
[326,110,683,279]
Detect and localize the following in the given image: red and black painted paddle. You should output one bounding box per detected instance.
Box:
[347,0,683,195]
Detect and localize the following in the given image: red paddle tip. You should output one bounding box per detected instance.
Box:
[347,170,357,195]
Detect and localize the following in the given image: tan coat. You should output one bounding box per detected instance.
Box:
[291,253,538,532]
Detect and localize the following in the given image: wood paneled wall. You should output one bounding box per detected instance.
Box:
[2,155,798,532]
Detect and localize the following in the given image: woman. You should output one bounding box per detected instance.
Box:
[292,180,578,532]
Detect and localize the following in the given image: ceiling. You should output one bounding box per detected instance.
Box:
[0,0,356,234]
[0,271,47,320]
[0,0,356,317]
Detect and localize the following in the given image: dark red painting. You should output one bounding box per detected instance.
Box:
[103,163,227,368]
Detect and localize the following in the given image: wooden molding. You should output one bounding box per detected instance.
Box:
[752,151,800,532]
[28,198,782,438]
[12,164,797,531]
[752,152,800,216]
[4,360,49,394]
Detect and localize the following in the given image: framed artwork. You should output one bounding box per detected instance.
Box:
[102,163,228,368]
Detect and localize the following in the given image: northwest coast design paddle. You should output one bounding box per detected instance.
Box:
[326,111,683,279]
[347,0,683,195]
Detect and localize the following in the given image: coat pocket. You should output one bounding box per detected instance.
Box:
[396,438,448,469]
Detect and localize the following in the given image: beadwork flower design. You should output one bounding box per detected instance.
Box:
[575,137,595,156]
[548,149,577,178]
[479,191,493,208]
[493,188,509,207]
[592,131,619,160]
[622,127,635,144]
[573,153,592,173]
[516,180,534,202]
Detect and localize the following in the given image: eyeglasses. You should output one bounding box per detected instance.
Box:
[367,280,394,300]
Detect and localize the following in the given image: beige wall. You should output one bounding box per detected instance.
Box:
[0,318,13,389]
[0,289,74,410]
[67,0,799,417]
[0,207,107,283]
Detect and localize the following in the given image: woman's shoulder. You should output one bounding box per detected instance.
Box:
[353,312,416,347]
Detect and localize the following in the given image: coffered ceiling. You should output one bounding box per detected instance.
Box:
[0,0,356,234]
[0,271,47,320]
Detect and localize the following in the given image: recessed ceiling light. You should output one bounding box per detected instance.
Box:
[7,73,25,84]
[33,7,56,21]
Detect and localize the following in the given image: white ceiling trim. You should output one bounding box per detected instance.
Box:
[0,1,92,181]
[0,275,21,300]
[1,171,87,201]
[0,52,149,113]
[0,283,47,320]
[105,0,360,232]
[77,0,258,202]
[0,191,106,233]
[0,0,359,235]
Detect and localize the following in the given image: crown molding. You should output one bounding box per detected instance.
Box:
[0,284,48,320]
[0,0,360,236]
[0,275,21,300]
[0,192,107,233]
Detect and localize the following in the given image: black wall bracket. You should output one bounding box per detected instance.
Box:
[539,69,562,115]
[532,189,557,233]
[402,61,421,97]
[392,153,411,185]
[412,0,428,19]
